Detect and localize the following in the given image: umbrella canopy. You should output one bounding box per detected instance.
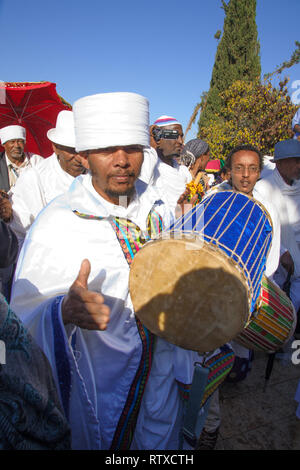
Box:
[0,81,71,157]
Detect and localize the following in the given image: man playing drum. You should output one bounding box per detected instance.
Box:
[196,144,283,449]
[10,92,203,450]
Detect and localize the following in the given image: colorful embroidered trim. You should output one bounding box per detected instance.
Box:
[200,346,235,406]
[109,209,163,450]
[236,277,295,352]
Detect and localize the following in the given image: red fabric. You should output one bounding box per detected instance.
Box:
[205,159,221,172]
[0,82,71,157]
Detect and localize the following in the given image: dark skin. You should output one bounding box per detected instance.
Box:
[293,123,300,135]
[229,150,294,274]
[52,143,86,177]
[0,190,12,222]
[152,124,184,166]
[3,139,26,166]
[61,145,144,329]
[189,152,210,179]
[276,157,300,186]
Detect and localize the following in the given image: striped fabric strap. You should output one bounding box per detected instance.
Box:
[177,345,235,448]
[73,205,164,450]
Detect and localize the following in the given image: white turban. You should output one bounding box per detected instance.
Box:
[0,125,26,144]
[73,92,150,152]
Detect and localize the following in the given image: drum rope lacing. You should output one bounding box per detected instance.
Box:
[170,192,272,315]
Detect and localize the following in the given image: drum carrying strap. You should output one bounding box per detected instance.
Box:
[179,363,211,449]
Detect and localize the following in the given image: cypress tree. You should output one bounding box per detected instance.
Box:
[198,0,261,130]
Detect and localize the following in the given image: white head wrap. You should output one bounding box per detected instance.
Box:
[47,110,76,148]
[73,92,150,152]
[0,125,26,144]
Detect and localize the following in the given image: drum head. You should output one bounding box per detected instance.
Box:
[129,236,249,353]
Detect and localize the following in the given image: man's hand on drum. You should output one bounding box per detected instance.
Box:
[62,259,110,330]
[280,250,294,275]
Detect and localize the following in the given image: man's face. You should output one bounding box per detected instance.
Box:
[53,143,85,177]
[3,139,25,163]
[81,145,144,205]
[230,150,260,195]
[277,157,300,184]
[156,124,184,160]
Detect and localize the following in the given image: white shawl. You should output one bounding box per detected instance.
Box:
[255,168,300,278]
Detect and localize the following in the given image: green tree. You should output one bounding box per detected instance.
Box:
[199,78,297,162]
[198,0,261,129]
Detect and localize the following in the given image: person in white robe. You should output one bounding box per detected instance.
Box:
[10,93,200,450]
[255,139,300,316]
[142,116,192,213]
[209,145,281,280]
[195,144,282,449]
[8,111,86,248]
[0,125,43,299]
[0,125,43,190]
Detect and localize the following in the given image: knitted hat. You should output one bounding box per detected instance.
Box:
[153,115,182,127]
[183,139,209,158]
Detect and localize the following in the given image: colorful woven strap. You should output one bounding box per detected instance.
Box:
[177,345,235,407]
[73,206,164,450]
[200,345,235,407]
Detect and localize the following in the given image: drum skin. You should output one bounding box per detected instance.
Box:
[129,236,249,352]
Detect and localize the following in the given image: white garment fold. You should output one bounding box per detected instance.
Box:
[255,169,300,310]
[152,158,192,214]
[9,153,75,248]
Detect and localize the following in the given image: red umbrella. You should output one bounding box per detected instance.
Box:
[0,81,71,157]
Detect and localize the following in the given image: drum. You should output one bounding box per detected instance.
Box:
[235,276,296,353]
[129,191,273,353]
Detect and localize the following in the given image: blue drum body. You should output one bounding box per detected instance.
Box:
[169,191,273,313]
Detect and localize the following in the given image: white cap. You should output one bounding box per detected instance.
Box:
[73,92,150,152]
[0,125,26,144]
[47,110,76,148]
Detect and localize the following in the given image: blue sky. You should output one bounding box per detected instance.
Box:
[0,0,299,140]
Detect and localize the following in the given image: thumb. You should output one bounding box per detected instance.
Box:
[74,259,91,290]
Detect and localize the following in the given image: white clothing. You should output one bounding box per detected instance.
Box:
[260,155,276,179]
[5,152,43,187]
[255,168,300,311]
[138,148,192,214]
[9,153,75,247]
[10,174,198,450]
[207,181,281,279]
[153,158,192,214]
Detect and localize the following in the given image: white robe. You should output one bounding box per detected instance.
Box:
[255,168,300,311]
[9,153,75,248]
[10,173,198,450]
[138,147,192,214]
[207,181,281,279]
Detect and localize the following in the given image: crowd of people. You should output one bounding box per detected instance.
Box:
[0,91,300,450]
